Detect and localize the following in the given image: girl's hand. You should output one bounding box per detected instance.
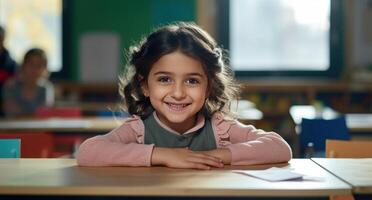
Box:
[151,147,224,170]
[203,148,232,165]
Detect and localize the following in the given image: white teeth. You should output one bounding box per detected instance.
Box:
[167,103,188,111]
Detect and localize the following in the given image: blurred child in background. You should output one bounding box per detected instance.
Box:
[2,48,54,118]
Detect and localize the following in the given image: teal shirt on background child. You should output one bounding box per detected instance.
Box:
[2,78,54,117]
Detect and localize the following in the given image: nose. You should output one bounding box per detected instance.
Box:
[171,82,186,99]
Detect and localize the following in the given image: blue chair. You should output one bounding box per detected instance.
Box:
[300,116,350,158]
[0,139,20,158]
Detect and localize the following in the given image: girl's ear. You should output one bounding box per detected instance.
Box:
[140,79,149,97]
[142,86,149,97]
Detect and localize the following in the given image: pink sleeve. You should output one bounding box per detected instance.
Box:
[76,116,154,167]
[212,114,292,165]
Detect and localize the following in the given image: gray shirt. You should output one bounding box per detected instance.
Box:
[143,113,217,151]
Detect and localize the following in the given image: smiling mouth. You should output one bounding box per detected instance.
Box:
[165,102,191,112]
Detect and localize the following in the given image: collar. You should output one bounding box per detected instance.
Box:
[153,112,205,135]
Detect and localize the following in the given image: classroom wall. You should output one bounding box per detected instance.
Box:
[344,0,372,82]
[66,0,196,82]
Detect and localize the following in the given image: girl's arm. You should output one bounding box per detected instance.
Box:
[76,121,154,167]
[226,122,292,165]
[206,118,292,165]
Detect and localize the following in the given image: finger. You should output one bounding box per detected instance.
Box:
[191,157,224,168]
[191,152,223,163]
[190,163,211,170]
[186,156,224,168]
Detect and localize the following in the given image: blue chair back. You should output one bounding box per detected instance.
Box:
[0,139,21,158]
[300,116,350,158]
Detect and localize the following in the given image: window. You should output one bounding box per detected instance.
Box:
[217,0,344,78]
[0,0,62,72]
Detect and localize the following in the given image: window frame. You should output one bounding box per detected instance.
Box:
[51,0,71,80]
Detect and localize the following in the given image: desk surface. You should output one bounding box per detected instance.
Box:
[312,158,372,194]
[0,159,350,197]
[0,117,124,132]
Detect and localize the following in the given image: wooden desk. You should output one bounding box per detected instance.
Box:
[0,159,350,197]
[0,117,124,133]
[312,158,372,194]
[289,105,372,133]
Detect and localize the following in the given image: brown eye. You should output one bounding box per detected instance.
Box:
[158,76,172,83]
[185,78,200,85]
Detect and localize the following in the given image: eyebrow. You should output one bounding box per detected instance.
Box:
[153,71,204,77]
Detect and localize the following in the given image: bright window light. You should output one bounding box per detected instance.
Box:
[230,0,330,71]
[0,0,62,72]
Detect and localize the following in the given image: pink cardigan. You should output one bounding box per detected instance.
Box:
[76,113,292,166]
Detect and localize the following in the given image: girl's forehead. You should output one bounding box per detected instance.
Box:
[150,51,205,75]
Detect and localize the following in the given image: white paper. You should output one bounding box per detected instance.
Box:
[234,167,304,182]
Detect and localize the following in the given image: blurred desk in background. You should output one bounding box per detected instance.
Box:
[231,100,263,124]
[55,101,121,116]
[0,111,264,133]
[236,107,263,123]
[0,117,124,133]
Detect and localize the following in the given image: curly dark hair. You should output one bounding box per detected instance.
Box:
[119,22,239,119]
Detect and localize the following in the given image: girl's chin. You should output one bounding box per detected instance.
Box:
[164,116,189,124]
[162,114,194,125]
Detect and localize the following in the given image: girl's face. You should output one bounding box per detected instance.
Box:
[142,51,208,133]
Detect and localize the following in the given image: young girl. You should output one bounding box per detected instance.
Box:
[2,48,54,118]
[77,22,292,169]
